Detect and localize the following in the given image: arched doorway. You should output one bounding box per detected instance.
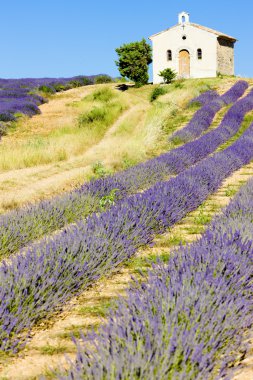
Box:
[179,50,190,78]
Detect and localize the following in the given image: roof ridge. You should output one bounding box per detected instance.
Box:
[190,22,237,41]
[149,22,237,42]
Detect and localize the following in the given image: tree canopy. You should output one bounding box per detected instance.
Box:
[115,39,152,85]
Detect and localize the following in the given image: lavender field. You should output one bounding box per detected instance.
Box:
[1,78,253,380]
[0,75,96,138]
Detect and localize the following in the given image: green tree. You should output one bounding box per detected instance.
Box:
[159,68,177,84]
[115,39,152,86]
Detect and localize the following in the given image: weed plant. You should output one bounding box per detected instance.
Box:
[150,86,167,102]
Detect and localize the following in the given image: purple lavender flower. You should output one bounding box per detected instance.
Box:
[1,122,253,353]
[1,85,253,260]
[0,76,95,121]
[170,80,248,143]
[189,89,219,105]
[59,177,253,380]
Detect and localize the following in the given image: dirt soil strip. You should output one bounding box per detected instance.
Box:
[1,160,253,379]
[233,335,253,380]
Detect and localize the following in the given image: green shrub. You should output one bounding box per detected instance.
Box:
[78,102,124,139]
[115,77,128,83]
[122,155,137,169]
[173,79,185,89]
[68,80,82,88]
[82,77,92,85]
[92,88,115,102]
[52,83,70,92]
[38,85,56,94]
[170,135,184,146]
[188,101,202,109]
[95,75,113,84]
[150,86,167,102]
[78,107,107,126]
[158,68,177,84]
[91,161,108,178]
[99,188,119,210]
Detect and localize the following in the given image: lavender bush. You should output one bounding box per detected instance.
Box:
[62,178,253,379]
[170,80,248,143]
[1,85,253,259]
[106,86,253,192]
[1,123,253,352]
[189,89,219,105]
[0,75,97,122]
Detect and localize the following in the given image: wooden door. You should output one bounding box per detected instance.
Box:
[179,50,190,78]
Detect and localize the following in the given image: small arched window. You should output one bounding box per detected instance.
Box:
[182,15,186,23]
[167,50,172,61]
[197,48,202,60]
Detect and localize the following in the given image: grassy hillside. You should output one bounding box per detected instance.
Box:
[0,77,238,213]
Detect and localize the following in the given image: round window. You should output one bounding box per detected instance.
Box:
[182,35,187,40]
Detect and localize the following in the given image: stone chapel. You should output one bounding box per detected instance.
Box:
[149,12,236,83]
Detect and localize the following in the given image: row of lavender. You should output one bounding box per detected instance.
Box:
[170,80,248,143]
[61,178,253,379]
[1,121,253,352]
[189,89,220,105]
[103,84,253,194]
[0,81,250,258]
[0,76,96,136]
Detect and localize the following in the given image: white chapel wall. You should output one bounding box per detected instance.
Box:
[151,25,218,83]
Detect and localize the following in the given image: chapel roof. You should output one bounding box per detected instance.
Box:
[149,22,237,42]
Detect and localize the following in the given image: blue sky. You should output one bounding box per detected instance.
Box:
[0,0,252,79]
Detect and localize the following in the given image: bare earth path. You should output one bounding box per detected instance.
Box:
[233,343,253,380]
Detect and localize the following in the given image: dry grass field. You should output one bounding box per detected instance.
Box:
[0,78,225,212]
